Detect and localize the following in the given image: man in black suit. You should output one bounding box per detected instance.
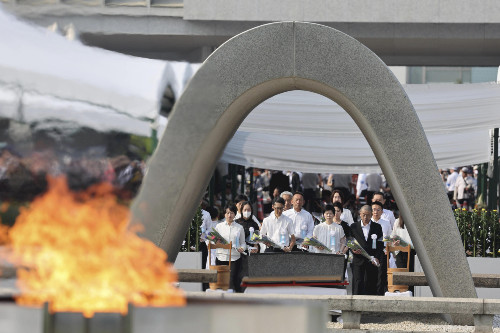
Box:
[350,205,384,295]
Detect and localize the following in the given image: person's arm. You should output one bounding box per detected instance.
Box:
[307,214,315,238]
[286,234,296,252]
[340,236,347,254]
[237,227,246,252]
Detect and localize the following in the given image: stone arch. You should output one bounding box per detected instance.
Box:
[131,22,475,300]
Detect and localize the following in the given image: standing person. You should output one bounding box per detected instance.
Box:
[372,192,396,230]
[365,173,382,205]
[283,192,315,250]
[200,206,219,291]
[236,201,261,254]
[356,173,368,205]
[235,195,261,227]
[454,167,470,209]
[280,191,293,211]
[331,190,354,225]
[269,171,291,199]
[331,201,351,238]
[350,205,383,295]
[301,173,320,212]
[446,167,459,200]
[214,204,246,292]
[332,174,352,203]
[261,197,295,252]
[371,201,391,295]
[391,215,415,293]
[311,204,346,254]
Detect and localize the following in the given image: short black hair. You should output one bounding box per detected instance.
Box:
[371,201,384,210]
[224,203,238,215]
[206,206,219,219]
[293,191,304,198]
[235,194,249,203]
[272,197,285,205]
[331,202,343,212]
[323,204,335,213]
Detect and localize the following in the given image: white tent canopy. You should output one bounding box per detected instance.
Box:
[161,66,500,173]
[160,67,500,173]
[0,8,195,137]
[224,85,498,173]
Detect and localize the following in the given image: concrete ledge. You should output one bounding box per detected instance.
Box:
[176,269,217,283]
[185,292,499,315]
[393,272,500,288]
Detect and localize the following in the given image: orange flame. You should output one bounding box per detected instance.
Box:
[3,176,185,317]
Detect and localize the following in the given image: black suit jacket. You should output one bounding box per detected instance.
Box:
[350,221,384,266]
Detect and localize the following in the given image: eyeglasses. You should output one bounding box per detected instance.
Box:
[372,208,382,212]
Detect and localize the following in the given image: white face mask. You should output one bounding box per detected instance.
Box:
[242,211,252,219]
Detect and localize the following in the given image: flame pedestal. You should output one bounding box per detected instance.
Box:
[38,296,327,333]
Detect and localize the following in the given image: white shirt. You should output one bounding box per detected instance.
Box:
[201,209,213,232]
[214,221,246,261]
[391,219,413,247]
[446,171,459,192]
[372,217,391,238]
[341,208,354,225]
[312,222,345,254]
[381,209,396,230]
[261,213,295,247]
[361,221,371,240]
[283,208,314,240]
[356,173,367,197]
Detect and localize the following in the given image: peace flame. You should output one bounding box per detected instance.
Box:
[4,176,185,317]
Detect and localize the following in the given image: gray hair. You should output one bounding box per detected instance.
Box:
[280,191,293,198]
[359,205,372,213]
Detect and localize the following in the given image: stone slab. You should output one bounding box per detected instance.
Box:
[245,252,346,282]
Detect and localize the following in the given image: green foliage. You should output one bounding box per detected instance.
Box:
[180,207,203,252]
[455,208,500,257]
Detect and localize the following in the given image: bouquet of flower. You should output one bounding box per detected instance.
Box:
[346,237,380,267]
[302,237,332,252]
[250,231,283,249]
[382,235,413,249]
[207,229,228,244]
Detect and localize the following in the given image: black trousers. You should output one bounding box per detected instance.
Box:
[351,261,379,295]
[199,242,209,291]
[215,257,243,292]
[377,253,388,295]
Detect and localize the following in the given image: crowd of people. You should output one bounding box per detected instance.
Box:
[199,166,479,294]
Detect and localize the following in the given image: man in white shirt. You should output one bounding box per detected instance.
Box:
[371,201,391,295]
[372,192,396,230]
[283,192,315,251]
[365,173,382,205]
[446,167,459,200]
[261,197,295,252]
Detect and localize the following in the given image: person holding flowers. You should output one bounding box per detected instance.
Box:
[261,197,296,252]
[350,205,384,295]
[311,204,346,254]
[214,203,247,292]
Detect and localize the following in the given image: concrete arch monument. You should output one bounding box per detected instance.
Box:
[131,22,476,301]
